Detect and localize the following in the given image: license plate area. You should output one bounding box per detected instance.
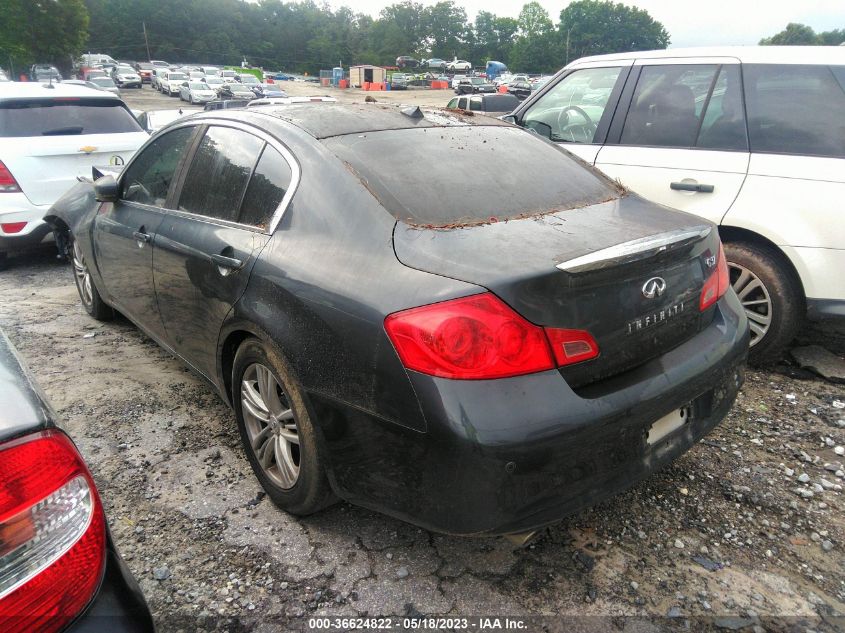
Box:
[647,406,692,445]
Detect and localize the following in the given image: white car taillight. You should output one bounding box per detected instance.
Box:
[0,430,106,633]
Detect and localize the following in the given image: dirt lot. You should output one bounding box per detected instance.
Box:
[0,85,843,632]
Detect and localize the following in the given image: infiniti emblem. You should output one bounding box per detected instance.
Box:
[642,277,667,299]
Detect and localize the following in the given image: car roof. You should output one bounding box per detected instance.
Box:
[568,45,845,66]
[240,102,510,139]
[0,82,119,100]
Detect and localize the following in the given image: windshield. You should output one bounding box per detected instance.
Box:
[205,77,222,84]
[326,125,619,225]
[189,82,208,90]
[168,73,187,80]
[0,99,143,137]
[92,77,116,87]
[471,78,484,85]
[240,76,258,84]
[117,67,134,73]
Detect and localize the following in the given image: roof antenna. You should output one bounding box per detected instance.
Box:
[400,105,423,119]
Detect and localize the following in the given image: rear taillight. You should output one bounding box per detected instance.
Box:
[0,161,21,194]
[699,243,730,311]
[0,430,106,633]
[384,293,599,380]
[1,223,26,234]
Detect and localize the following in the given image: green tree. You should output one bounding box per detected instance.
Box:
[510,2,558,72]
[818,28,845,45]
[1,0,89,73]
[558,0,669,64]
[759,23,819,45]
[422,1,470,61]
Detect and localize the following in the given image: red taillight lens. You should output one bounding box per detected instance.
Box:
[699,243,730,311]
[0,430,106,633]
[545,328,600,366]
[385,293,599,379]
[0,161,21,194]
[1,223,26,234]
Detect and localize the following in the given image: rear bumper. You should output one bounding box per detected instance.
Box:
[315,292,749,535]
[66,531,154,633]
[0,198,53,253]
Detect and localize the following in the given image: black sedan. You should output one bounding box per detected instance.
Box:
[46,104,748,538]
[0,330,154,632]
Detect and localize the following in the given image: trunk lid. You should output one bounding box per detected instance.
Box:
[393,195,720,387]
[2,133,147,206]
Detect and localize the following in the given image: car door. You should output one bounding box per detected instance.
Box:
[154,123,295,378]
[93,124,198,337]
[517,61,632,163]
[593,59,750,225]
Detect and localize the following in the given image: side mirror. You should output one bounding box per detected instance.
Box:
[501,114,518,125]
[94,175,119,202]
[182,81,188,87]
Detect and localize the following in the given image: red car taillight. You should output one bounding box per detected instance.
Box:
[0,161,21,194]
[699,243,730,311]
[0,430,106,633]
[384,292,599,379]
[1,223,26,234]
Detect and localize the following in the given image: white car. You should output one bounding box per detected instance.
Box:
[510,45,845,363]
[136,108,196,134]
[159,70,188,96]
[447,59,472,71]
[112,65,141,88]
[179,81,216,104]
[0,83,148,266]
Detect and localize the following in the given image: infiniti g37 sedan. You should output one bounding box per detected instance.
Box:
[45,104,749,537]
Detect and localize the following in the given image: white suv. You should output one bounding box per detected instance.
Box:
[0,83,148,266]
[159,70,189,96]
[509,46,845,363]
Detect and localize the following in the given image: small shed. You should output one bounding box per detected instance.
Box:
[349,65,386,88]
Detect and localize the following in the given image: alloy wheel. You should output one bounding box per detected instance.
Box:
[729,262,772,347]
[241,363,300,489]
[72,240,94,308]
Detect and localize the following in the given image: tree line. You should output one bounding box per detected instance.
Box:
[759,23,844,46]
[3,0,670,75]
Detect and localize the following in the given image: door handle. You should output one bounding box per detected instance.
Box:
[670,181,714,193]
[132,230,151,245]
[210,253,243,270]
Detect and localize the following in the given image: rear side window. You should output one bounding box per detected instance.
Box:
[239,146,293,227]
[0,99,143,137]
[177,126,263,222]
[326,126,620,225]
[744,64,845,158]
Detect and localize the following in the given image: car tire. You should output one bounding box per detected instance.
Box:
[233,337,335,515]
[70,235,114,321]
[723,241,804,366]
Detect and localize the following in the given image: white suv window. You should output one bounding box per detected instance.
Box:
[522,66,623,143]
[744,64,845,158]
[0,98,142,137]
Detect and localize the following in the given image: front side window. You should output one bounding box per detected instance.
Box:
[177,126,264,222]
[121,126,196,206]
[744,64,845,158]
[522,66,623,143]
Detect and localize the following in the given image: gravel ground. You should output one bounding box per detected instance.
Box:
[1,86,843,631]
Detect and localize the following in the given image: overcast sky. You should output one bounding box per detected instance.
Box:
[333,0,843,47]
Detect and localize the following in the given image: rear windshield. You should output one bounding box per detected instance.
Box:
[325,125,620,225]
[0,99,143,137]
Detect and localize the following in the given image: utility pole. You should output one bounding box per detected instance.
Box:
[142,22,152,62]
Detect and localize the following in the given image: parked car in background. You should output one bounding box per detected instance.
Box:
[79,53,117,68]
[0,328,155,633]
[203,75,224,89]
[150,59,170,68]
[136,108,195,134]
[0,82,147,267]
[159,70,189,96]
[510,46,845,363]
[201,65,220,75]
[238,73,263,96]
[111,64,141,88]
[46,103,747,539]
[180,81,217,104]
[134,61,154,83]
[246,96,336,107]
[447,59,472,71]
[30,64,62,83]
[507,80,534,100]
[396,56,420,68]
[88,76,121,96]
[218,69,238,82]
[425,58,447,69]
[389,73,410,90]
[151,67,168,90]
[81,67,106,81]
[447,93,520,115]
[455,76,496,94]
[259,84,288,98]
[218,82,256,100]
